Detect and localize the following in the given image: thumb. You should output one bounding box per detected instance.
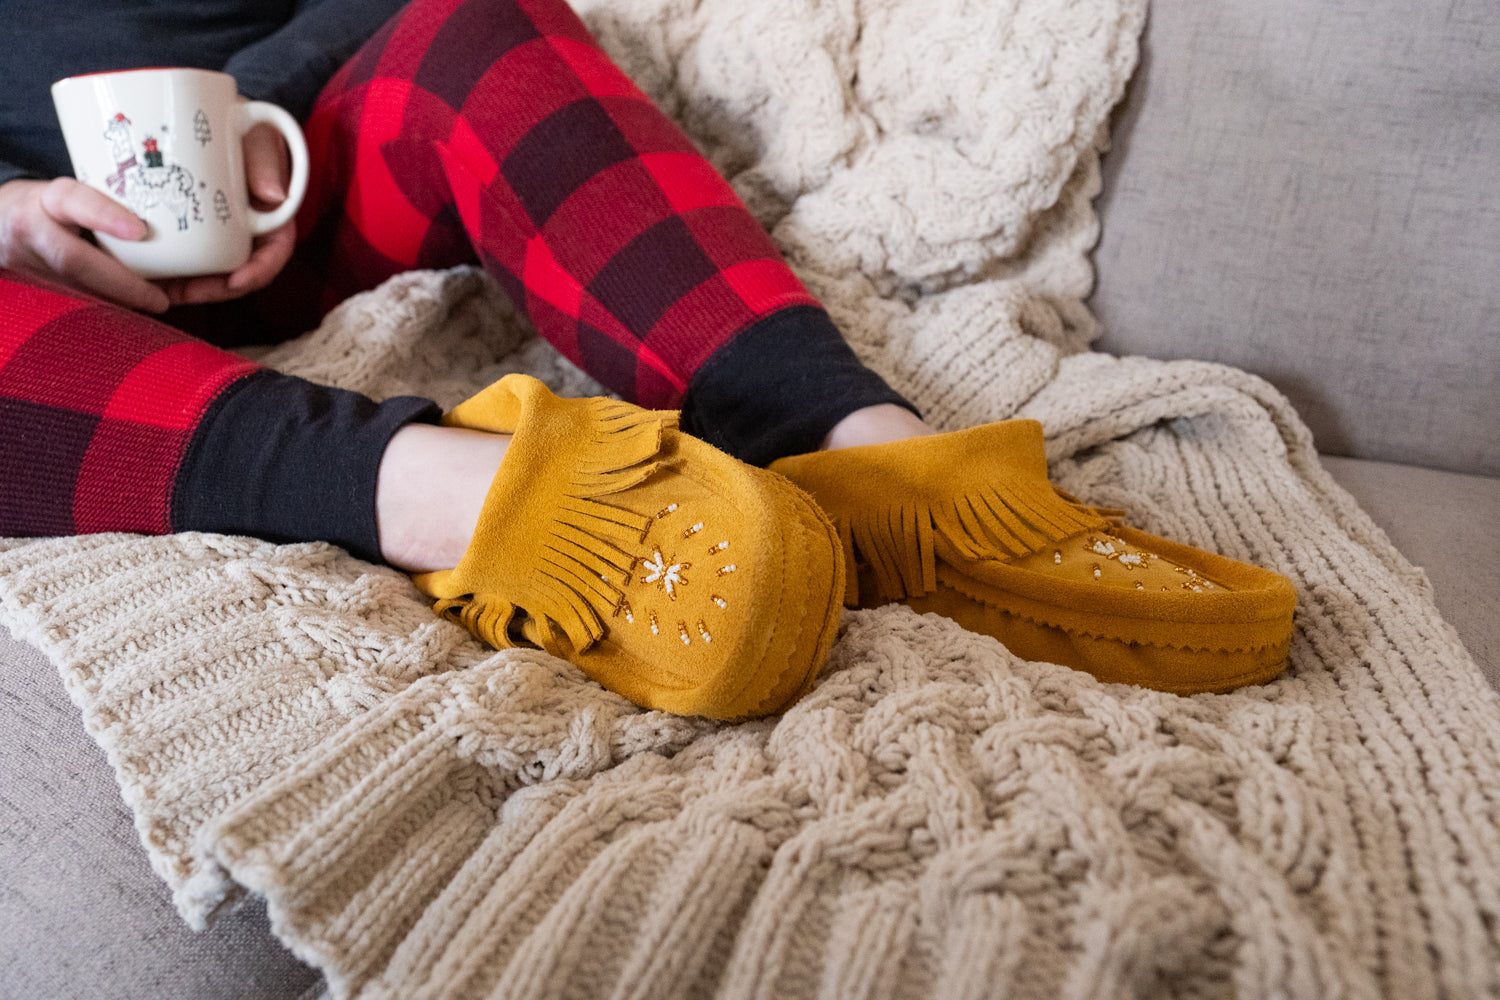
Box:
[243,123,289,204]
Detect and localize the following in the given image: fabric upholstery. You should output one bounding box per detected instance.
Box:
[1090,0,1500,476]
[1320,455,1500,687]
[0,624,320,1000]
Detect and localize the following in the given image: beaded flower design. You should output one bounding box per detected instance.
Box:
[615,503,737,648]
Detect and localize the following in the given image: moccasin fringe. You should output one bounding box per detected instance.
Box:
[851,480,1107,603]
[772,422,1111,606]
[430,393,675,657]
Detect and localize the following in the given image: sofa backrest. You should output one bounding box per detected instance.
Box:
[1089,0,1499,476]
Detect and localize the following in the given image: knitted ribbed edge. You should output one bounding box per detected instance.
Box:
[5,0,1500,996]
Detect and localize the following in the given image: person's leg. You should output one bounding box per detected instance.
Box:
[276,0,919,465]
[0,0,912,562]
[0,270,257,540]
[0,268,492,568]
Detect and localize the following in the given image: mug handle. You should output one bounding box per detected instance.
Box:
[237,101,310,236]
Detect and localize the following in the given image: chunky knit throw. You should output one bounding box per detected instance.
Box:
[4,1,1498,997]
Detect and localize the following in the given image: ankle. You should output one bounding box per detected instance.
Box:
[820,404,936,451]
[376,424,510,572]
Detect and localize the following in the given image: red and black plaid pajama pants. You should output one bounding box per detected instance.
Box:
[0,0,907,560]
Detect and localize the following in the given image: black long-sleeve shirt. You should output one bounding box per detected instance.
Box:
[0,0,409,188]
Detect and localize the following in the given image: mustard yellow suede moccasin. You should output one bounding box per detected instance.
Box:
[770,421,1297,694]
[412,375,844,720]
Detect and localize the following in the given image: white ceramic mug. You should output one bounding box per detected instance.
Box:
[51,67,310,279]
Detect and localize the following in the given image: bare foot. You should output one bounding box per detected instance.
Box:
[375,423,511,572]
[819,403,937,451]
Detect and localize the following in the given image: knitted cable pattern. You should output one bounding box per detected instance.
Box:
[4,0,1499,997]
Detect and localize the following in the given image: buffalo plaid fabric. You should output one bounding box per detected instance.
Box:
[0,269,436,554]
[0,0,912,549]
[0,270,260,537]
[290,0,825,410]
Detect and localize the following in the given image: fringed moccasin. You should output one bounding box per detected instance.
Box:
[770,421,1298,694]
[412,375,844,720]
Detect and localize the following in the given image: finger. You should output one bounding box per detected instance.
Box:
[226,221,296,294]
[39,177,147,242]
[243,123,290,208]
[165,270,245,306]
[155,218,296,306]
[38,236,170,312]
[158,277,198,308]
[166,252,282,308]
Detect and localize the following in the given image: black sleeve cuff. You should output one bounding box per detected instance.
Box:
[172,370,441,563]
[679,306,918,466]
[0,163,37,189]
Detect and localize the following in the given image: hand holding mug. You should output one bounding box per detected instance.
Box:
[50,67,309,296]
[0,175,173,312]
[157,115,300,307]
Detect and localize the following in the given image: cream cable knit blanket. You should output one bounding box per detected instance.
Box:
[4,1,1499,997]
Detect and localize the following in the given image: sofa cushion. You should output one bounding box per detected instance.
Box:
[0,624,322,1000]
[1089,0,1500,476]
[1319,456,1500,688]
